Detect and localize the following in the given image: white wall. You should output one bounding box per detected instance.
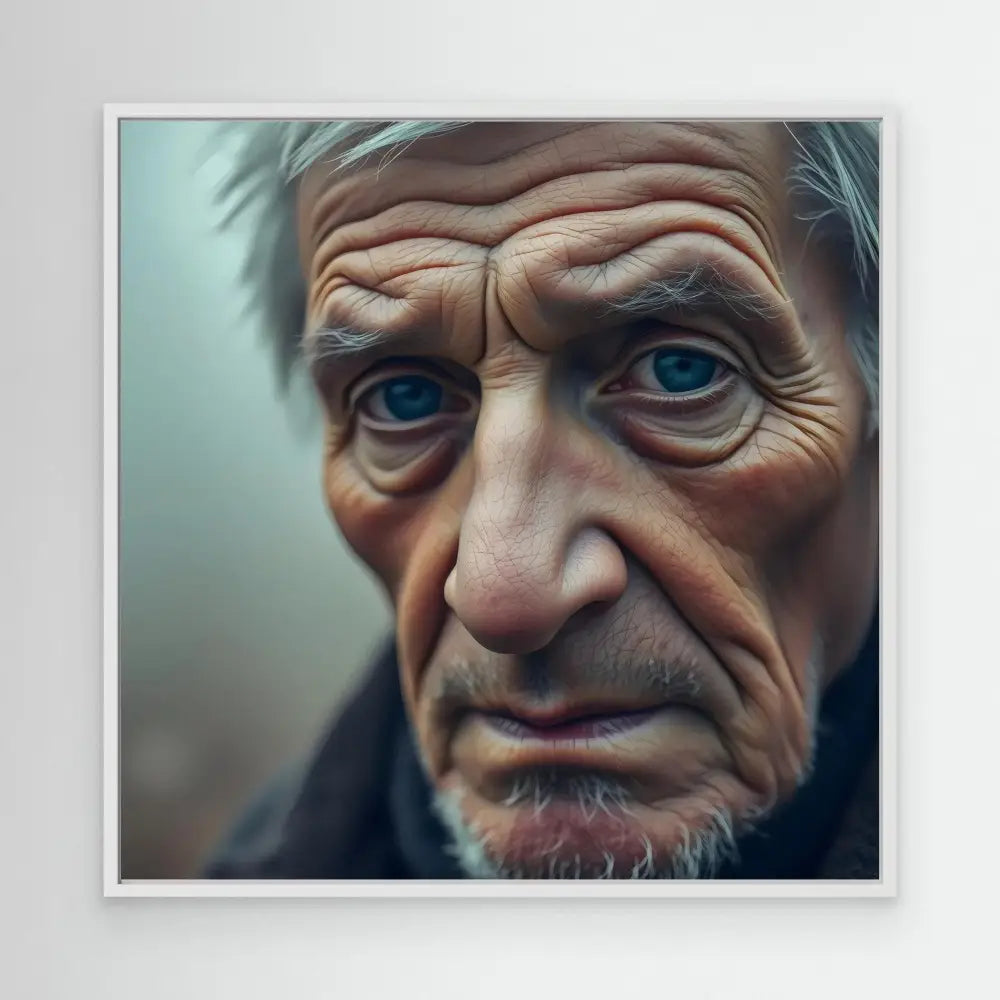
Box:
[119,121,390,877]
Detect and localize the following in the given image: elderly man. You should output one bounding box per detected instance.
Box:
[205,119,880,880]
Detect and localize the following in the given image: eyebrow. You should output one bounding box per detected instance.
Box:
[600,264,784,324]
[304,324,393,370]
[304,264,786,371]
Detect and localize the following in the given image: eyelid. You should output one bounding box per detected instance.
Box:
[598,330,743,394]
[349,366,480,436]
[625,313,764,369]
[347,360,462,413]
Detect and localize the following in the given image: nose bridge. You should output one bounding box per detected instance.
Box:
[446,385,627,654]
[466,389,563,584]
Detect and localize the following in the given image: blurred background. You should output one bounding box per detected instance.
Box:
[119,121,391,878]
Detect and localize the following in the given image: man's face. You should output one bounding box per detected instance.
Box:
[297,122,879,877]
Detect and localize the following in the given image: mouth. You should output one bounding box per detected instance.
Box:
[416,602,766,875]
[424,650,758,876]
[480,704,663,742]
[451,699,727,805]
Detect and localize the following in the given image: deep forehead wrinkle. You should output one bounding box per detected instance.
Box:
[302,266,791,373]
[297,121,812,373]
[298,121,791,257]
[313,162,783,287]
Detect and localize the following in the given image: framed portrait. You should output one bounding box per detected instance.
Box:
[105,105,895,897]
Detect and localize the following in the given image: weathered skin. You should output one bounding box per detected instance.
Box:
[296,122,879,876]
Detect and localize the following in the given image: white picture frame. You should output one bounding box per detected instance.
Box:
[104,103,897,899]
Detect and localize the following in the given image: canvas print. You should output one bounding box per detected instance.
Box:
[116,117,881,883]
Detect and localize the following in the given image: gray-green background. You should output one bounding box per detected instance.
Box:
[120,121,389,878]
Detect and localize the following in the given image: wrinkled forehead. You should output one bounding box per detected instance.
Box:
[295,120,795,257]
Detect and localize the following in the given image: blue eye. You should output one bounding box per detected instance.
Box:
[652,349,718,393]
[380,375,444,421]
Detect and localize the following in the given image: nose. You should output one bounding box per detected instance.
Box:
[443,395,627,654]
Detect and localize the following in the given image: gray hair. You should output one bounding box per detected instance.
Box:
[215,119,879,423]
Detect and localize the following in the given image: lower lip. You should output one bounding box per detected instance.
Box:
[452,705,726,807]
[482,707,661,742]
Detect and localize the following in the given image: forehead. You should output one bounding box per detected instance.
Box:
[293,121,821,364]
[295,120,792,259]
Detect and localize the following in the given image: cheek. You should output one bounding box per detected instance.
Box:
[606,409,872,780]
[664,404,875,687]
[675,351,868,559]
[323,445,419,591]
[768,442,879,675]
[325,443,472,700]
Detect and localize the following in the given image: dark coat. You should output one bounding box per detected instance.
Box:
[205,627,879,881]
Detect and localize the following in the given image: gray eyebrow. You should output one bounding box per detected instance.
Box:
[304,265,786,370]
[303,325,396,369]
[599,265,785,323]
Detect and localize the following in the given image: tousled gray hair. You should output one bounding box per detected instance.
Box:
[215,119,879,423]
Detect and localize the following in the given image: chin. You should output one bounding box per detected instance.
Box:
[432,767,764,880]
